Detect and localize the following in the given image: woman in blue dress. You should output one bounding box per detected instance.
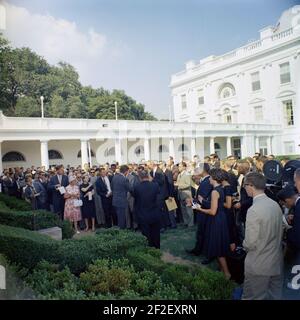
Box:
[221,170,237,252]
[194,168,231,279]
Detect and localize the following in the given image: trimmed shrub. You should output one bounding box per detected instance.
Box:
[0,204,74,239]
[24,261,87,300]
[58,229,148,274]
[0,224,60,269]
[78,258,180,299]
[0,193,31,211]
[0,226,148,274]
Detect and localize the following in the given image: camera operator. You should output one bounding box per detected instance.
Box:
[277,186,300,255]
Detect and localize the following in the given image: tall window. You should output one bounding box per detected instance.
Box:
[224,108,232,123]
[251,71,261,91]
[284,141,295,155]
[280,62,291,84]
[254,106,263,122]
[181,94,187,110]
[197,89,204,105]
[259,137,268,156]
[283,100,294,126]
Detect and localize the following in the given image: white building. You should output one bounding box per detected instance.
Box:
[170,5,300,157]
[0,6,299,170]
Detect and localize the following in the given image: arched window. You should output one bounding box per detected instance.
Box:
[178,144,188,152]
[77,149,95,158]
[158,144,169,153]
[214,143,221,150]
[134,145,144,156]
[48,150,63,160]
[2,151,26,162]
[104,147,115,157]
[218,83,236,99]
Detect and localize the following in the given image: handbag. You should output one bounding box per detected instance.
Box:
[74,199,83,207]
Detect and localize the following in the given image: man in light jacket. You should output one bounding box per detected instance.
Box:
[242,172,283,300]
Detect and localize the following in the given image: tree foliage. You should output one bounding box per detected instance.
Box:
[0,34,156,120]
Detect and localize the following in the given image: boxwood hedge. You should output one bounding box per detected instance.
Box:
[0,198,74,239]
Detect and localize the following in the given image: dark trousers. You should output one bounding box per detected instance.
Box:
[114,206,126,229]
[140,221,161,249]
[168,210,177,228]
[101,196,113,228]
[193,214,207,253]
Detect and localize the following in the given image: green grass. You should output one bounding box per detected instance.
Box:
[160,224,218,271]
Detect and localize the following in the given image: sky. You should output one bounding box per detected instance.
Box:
[1,0,299,118]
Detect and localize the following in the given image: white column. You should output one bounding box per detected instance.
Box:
[190,138,196,160]
[0,141,2,174]
[241,136,249,159]
[255,136,260,153]
[169,138,175,161]
[144,137,150,161]
[40,140,49,170]
[267,136,272,155]
[226,136,232,157]
[80,139,89,168]
[209,136,215,154]
[115,138,122,164]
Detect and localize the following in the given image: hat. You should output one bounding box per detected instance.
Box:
[277,186,297,201]
[68,175,76,183]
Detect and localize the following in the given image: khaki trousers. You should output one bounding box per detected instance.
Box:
[242,273,283,300]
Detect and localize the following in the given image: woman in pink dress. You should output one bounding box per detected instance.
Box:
[64,175,82,234]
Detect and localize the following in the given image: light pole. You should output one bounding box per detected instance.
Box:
[114,101,118,121]
[40,96,44,118]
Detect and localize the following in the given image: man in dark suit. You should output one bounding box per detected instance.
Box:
[33,173,48,210]
[133,169,161,248]
[96,167,113,228]
[150,161,169,231]
[47,165,68,219]
[233,160,253,244]
[187,163,213,261]
[111,165,130,229]
[277,186,300,253]
[161,162,177,228]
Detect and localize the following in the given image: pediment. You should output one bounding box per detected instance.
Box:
[276,90,296,99]
[248,97,266,105]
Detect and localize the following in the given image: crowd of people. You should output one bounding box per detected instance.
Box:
[0,152,299,300]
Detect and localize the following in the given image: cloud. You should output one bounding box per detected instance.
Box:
[2,2,126,86]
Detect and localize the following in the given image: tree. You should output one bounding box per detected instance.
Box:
[14,96,41,117]
[0,34,157,120]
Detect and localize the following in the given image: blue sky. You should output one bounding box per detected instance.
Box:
[3,0,299,118]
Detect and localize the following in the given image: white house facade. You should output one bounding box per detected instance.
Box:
[0,6,299,170]
[170,6,300,157]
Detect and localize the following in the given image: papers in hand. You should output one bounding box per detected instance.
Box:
[192,202,201,210]
[165,197,178,211]
[282,215,292,230]
[58,186,66,194]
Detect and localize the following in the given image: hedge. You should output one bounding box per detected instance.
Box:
[0,225,148,272]
[0,200,74,239]
[0,225,235,299]
[0,193,31,211]
[0,224,60,269]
